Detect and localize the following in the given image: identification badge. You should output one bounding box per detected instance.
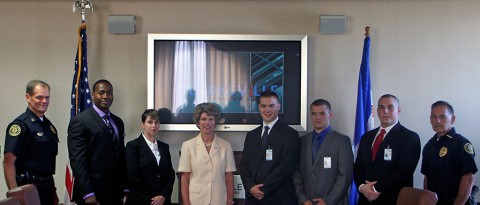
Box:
[266,148,273,161]
[324,157,331,169]
[384,147,392,161]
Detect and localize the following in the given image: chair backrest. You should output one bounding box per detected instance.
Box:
[0,198,21,205]
[6,184,40,205]
[396,187,438,205]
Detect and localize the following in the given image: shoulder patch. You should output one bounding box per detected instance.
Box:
[50,125,57,135]
[8,124,22,137]
[464,143,474,154]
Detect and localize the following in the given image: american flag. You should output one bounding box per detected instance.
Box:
[70,23,92,117]
[65,22,91,205]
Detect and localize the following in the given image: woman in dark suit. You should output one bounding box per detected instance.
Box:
[126,109,175,205]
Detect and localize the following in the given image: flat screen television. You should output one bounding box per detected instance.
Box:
[147,34,307,131]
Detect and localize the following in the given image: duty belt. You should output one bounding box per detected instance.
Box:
[16,171,54,186]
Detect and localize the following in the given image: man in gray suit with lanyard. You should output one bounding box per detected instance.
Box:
[293,99,354,205]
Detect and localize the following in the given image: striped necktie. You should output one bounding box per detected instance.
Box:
[102,115,118,150]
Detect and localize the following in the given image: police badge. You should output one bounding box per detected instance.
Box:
[439,147,448,157]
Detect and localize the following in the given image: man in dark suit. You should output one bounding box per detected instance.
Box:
[68,79,127,205]
[125,109,175,205]
[240,90,300,205]
[354,94,421,205]
[293,99,353,205]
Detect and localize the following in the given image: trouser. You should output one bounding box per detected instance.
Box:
[17,173,55,205]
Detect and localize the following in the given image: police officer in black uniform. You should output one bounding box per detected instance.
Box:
[421,101,477,205]
[3,80,59,205]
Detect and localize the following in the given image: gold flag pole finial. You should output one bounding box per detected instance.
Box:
[365,26,370,37]
[73,0,93,22]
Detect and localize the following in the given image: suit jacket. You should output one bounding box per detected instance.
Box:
[178,134,237,205]
[240,121,300,205]
[67,107,127,205]
[293,129,353,205]
[353,122,421,205]
[125,135,175,205]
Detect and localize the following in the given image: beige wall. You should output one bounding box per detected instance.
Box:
[1,0,480,202]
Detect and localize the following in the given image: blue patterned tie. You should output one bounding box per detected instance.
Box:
[103,115,118,150]
[312,133,321,164]
[262,126,270,147]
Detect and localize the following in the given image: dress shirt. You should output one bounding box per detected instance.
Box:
[262,117,279,137]
[371,121,398,148]
[142,133,161,165]
[93,104,119,136]
[312,126,331,162]
[361,121,398,193]
[312,126,331,146]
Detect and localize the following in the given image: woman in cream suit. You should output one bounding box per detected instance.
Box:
[178,103,236,205]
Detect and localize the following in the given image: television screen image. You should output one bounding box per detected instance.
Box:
[148,34,307,131]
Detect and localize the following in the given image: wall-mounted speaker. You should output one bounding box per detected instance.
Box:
[319,15,346,34]
[108,15,136,34]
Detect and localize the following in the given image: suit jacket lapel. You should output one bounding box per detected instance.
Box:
[312,130,335,170]
[194,135,211,162]
[138,135,159,167]
[209,135,219,158]
[264,123,280,148]
[90,108,111,135]
[382,123,401,144]
[367,127,379,162]
[252,126,266,167]
[374,123,401,161]
[304,133,314,173]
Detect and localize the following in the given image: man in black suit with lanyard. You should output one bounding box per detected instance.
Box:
[240,90,300,205]
[354,94,421,205]
[68,79,127,205]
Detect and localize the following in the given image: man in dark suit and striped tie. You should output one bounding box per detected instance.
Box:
[240,90,300,205]
[68,79,127,205]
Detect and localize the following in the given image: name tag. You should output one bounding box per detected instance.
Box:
[324,157,331,169]
[384,147,392,161]
[266,148,273,161]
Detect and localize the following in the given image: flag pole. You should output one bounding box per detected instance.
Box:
[65,2,94,205]
[350,26,374,205]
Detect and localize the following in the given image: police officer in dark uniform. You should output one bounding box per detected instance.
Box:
[3,80,59,205]
[421,101,477,205]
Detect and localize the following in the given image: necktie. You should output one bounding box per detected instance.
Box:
[312,133,321,164]
[371,129,386,160]
[102,115,118,150]
[262,126,270,147]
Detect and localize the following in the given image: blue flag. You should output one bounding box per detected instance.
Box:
[65,22,92,204]
[350,35,374,205]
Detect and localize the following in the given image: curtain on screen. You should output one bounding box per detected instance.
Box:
[154,41,251,114]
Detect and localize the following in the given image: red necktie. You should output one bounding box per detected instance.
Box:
[371,129,386,160]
